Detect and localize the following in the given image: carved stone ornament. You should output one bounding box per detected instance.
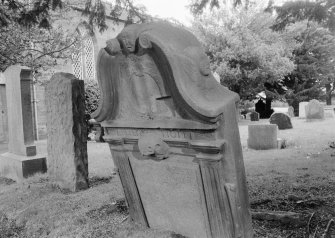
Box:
[138,133,170,160]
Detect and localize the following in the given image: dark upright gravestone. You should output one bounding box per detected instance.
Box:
[46,73,88,191]
[270,112,293,130]
[93,22,253,238]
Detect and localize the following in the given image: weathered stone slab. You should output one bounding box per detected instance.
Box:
[46,73,88,191]
[95,22,253,237]
[287,106,294,117]
[0,66,46,181]
[269,112,293,130]
[250,111,259,121]
[299,101,308,118]
[305,99,324,120]
[248,124,278,150]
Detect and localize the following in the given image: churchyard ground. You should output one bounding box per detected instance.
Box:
[0,117,334,237]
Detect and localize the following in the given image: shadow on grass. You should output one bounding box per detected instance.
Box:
[0,212,25,238]
[0,177,15,186]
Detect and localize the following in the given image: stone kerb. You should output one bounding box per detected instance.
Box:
[0,66,46,181]
[299,101,308,118]
[46,73,88,192]
[248,124,278,150]
[305,99,324,120]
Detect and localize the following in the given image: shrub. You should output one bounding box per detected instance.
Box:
[84,80,101,116]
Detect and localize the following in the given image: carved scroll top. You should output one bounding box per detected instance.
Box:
[94,22,239,124]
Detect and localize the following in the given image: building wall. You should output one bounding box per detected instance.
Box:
[34,8,124,139]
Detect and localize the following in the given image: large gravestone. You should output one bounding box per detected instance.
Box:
[46,73,88,191]
[269,112,293,130]
[248,124,278,150]
[305,99,324,120]
[0,66,46,180]
[299,101,308,118]
[93,22,253,238]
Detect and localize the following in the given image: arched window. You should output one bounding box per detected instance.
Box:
[72,23,97,81]
[72,47,84,80]
[83,37,96,80]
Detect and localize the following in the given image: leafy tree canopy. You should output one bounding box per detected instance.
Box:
[278,21,335,106]
[269,0,335,106]
[189,0,244,15]
[0,0,150,31]
[0,0,151,73]
[270,0,335,32]
[192,7,296,100]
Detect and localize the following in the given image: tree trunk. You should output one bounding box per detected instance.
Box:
[264,97,273,118]
[325,83,332,105]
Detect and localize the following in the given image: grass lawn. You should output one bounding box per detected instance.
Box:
[0,117,334,237]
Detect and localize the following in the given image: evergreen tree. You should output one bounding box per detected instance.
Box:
[271,0,335,105]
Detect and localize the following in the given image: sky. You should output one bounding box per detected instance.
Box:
[136,0,193,26]
[134,0,289,26]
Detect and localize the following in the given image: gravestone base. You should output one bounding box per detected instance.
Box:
[0,152,47,181]
[306,118,325,122]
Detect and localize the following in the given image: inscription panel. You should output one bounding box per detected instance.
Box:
[129,153,209,238]
[106,128,214,140]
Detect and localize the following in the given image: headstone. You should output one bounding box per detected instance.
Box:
[324,105,335,118]
[46,73,88,191]
[0,66,46,180]
[287,106,294,117]
[299,101,308,118]
[305,99,324,120]
[93,22,253,238]
[248,124,278,150]
[250,111,259,121]
[269,112,293,130]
